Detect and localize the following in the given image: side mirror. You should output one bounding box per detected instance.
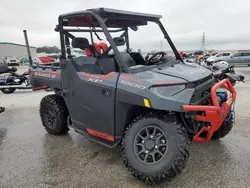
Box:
[130,26,138,31]
[113,37,125,46]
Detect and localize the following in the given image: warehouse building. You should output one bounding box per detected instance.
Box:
[0,42,37,62]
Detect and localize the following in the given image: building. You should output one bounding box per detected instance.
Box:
[0,42,37,61]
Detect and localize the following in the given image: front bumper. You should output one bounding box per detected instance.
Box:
[182,79,236,142]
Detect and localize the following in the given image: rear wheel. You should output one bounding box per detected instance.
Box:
[211,112,234,140]
[40,94,69,135]
[121,113,190,185]
[1,88,16,94]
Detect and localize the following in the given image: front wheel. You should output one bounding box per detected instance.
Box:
[121,113,190,185]
[1,88,16,94]
[211,112,234,140]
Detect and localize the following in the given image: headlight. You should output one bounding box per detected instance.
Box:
[150,85,186,98]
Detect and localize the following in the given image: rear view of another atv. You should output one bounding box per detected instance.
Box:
[26,8,237,185]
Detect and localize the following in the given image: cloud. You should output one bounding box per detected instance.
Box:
[0,0,249,51]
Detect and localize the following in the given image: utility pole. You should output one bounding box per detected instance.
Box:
[201,32,206,53]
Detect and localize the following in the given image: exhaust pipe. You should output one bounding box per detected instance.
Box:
[23,30,33,66]
[0,85,32,89]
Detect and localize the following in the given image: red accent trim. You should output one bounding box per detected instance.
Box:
[82,72,117,80]
[183,79,236,142]
[120,75,143,82]
[86,128,114,142]
[153,81,187,85]
[81,73,144,83]
[32,86,49,91]
[30,71,60,76]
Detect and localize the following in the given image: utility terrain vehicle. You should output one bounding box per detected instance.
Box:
[27,8,237,185]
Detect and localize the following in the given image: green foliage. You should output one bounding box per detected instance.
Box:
[36,46,61,54]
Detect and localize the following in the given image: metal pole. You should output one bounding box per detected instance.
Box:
[157,21,183,62]
[124,28,130,52]
[23,30,33,66]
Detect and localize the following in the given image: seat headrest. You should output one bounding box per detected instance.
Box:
[72,37,90,49]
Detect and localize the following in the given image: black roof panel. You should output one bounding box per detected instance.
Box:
[59,7,162,21]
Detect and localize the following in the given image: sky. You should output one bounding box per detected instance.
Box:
[0,0,250,51]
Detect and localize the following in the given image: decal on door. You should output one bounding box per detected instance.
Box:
[31,71,60,79]
[120,80,146,90]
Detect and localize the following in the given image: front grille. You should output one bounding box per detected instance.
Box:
[189,74,214,104]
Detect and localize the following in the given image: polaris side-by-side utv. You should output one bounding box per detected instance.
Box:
[27,8,237,185]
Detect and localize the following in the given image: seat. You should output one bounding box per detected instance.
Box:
[0,65,16,74]
[71,38,116,74]
[72,56,98,73]
[96,58,116,75]
[119,52,137,68]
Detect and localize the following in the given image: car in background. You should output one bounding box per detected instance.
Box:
[206,52,232,63]
[218,52,250,66]
[2,56,20,66]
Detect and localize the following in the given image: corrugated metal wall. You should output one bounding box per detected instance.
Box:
[0,44,37,61]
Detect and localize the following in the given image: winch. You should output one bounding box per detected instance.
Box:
[216,92,228,105]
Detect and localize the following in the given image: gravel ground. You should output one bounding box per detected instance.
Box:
[0,66,250,188]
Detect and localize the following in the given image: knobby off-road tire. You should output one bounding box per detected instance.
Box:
[211,113,234,140]
[121,113,190,185]
[1,88,16,94]
[40,94,69,135]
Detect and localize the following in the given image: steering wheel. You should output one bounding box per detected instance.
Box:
[145,51,166,65]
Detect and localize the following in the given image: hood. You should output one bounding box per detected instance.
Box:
[133,62,212,85]
[150,62,212,82]
[206,56,215,62]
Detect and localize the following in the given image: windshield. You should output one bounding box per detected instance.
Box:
[69,21,180,72]
[216,53,223,57]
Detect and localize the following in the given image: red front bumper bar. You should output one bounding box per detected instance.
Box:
[182,79,236,142]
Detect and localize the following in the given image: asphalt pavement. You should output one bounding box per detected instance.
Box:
[0,66,250,188]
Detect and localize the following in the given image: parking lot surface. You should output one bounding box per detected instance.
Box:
[0,67,250,188]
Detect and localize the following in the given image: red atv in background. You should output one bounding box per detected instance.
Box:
[33,57,56,66]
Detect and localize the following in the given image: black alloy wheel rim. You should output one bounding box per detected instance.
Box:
[133,125,168,164]
[43,105,56,129]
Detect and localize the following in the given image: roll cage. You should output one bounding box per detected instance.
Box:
[55,8,183,72]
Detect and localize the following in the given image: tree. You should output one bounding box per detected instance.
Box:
[36,46,61,54]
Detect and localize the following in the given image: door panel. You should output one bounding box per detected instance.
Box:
[228,53,243,65]
[60,58,118,137]
[242,53,250,64]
